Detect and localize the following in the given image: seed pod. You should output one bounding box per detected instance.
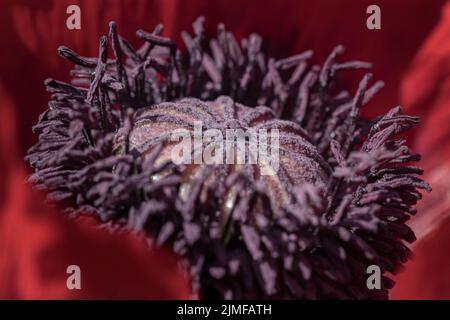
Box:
[26,18,430,299]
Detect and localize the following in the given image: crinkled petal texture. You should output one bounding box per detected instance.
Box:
[25,17,430,299]
[392,1,450,300]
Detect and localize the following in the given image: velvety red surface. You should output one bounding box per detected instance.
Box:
[0,0,449,299]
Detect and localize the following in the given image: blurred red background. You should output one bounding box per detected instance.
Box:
[0,0,449,299]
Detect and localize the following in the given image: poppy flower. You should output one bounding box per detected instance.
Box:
[0,0,449,299]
